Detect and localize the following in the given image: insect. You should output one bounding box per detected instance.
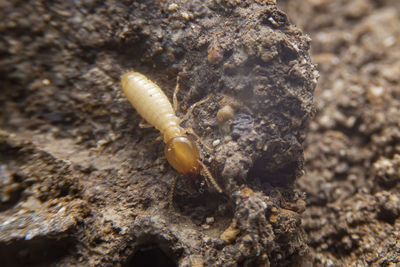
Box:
[120,71,222,205]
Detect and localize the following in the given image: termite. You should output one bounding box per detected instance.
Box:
[120,71,222,205]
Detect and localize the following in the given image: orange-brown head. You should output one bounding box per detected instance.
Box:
[165,135,200,178]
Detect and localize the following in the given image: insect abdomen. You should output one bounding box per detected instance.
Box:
[121,71,183,142]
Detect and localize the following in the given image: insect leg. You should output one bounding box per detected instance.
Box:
[173,74,181,112]
[180,93,213,123]
[139,119,153,129]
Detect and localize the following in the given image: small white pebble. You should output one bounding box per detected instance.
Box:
[42,79,50,85]
[181,11,190,21]
[206,217,215,224]
[369,86,384,98]
[212,139,220,147]
[168,3,178,11]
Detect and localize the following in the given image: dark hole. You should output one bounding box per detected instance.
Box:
[0,236,74,267]
[248,157,298,187]
[377,209,397,225]
[127,244,176,267]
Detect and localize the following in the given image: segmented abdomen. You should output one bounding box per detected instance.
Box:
[121,71,182,141]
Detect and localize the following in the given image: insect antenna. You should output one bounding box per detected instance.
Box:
[198,160,223,193]
[186,127,213,151]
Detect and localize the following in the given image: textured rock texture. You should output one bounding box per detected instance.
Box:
[279,0,400,266]
[0,0,317,266]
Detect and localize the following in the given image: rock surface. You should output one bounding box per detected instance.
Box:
[0,0,317,266]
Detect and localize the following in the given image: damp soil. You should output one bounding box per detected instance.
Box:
[279,0,400,266]
[0,1,317,266]
[8,0,399,266]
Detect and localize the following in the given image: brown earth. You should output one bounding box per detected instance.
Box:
[4,0,398,266]
[279,0,400,266]
[0,1,317,266]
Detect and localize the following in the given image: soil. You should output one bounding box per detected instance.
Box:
[0,1,317,266]
[279,0,400,266]
[4,0,398,266]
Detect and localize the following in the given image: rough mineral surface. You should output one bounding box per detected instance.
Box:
[279,0,400,266]
[0,0,317,266]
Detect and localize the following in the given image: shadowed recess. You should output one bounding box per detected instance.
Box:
[126,244,176,267]
[0,236,75,267]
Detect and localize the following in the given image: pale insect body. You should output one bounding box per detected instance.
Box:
[120,71,223,198]
[121,71,200,178]
[121,72,184,143]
